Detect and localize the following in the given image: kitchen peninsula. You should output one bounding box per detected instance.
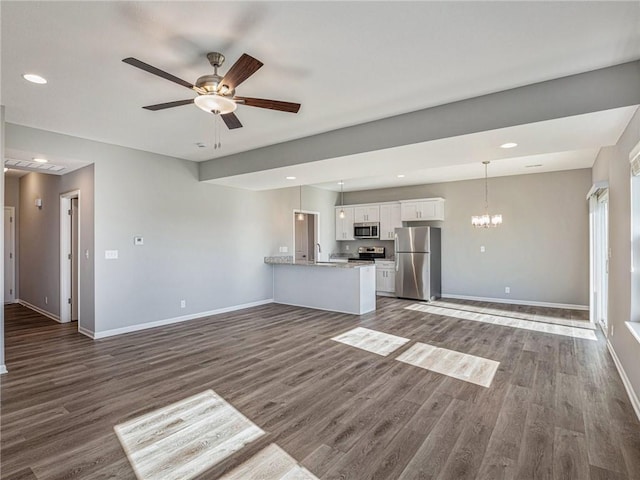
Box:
[264,257,376,315]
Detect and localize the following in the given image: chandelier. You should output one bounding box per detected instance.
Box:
[472,161,502,228]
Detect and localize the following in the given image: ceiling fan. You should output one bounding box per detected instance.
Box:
[122,52,301,130]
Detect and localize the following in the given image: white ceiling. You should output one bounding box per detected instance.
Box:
[2,1,640,189]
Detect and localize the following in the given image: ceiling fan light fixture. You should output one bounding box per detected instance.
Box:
[194,94,237,115]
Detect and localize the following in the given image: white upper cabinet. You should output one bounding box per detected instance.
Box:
[335,206,355,241]
[379,203,402,240]
[400,198,445,221]
[354,205,380,223]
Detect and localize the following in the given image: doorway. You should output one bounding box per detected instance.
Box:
[589,185,609,333]
[4,207,16,304]
[60,191,80,323]
[293,210,320,262]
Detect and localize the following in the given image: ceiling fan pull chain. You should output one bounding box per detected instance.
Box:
[213,116,218,150]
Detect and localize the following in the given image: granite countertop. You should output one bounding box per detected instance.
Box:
[264,256,374,268]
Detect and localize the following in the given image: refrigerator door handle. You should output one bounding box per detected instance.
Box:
[394,233,399,271]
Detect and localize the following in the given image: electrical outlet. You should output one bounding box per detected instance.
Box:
[45,296,48,305]
[480,245,485,253]
[180,300,186,308]
[346,245,350,251]
[505,287,510,294]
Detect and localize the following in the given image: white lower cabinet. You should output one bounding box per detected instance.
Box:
[375,261,396,294]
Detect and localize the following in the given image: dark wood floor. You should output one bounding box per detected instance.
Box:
[1,298,639,479]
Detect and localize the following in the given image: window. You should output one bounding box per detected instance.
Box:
[629,140,640,342]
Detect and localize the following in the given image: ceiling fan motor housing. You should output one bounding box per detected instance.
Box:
[196,74,234,96]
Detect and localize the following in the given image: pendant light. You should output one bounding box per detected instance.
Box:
[297,185,305,221]
[339,181,345,219]
[472,161,502,228]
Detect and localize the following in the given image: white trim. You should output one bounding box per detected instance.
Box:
[626,321,640,344]
[18,299,61,322]
[4,206,16,303]
[586,181,609,200]
[441,293,588,311]
[606,338,640,422]
[0,365,7,374]
[78,326,96,339]
[60,190,80,324]
[92,299,274,339]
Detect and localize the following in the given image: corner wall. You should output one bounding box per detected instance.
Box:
[17,165,95,330]
[593,106,640,406]
[6,124,337,337]
[343,169,592,307]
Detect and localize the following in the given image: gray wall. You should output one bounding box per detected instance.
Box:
[19,173,61,314]
[592,106,640,405]
[61,165,95,332]
[343,169,591,306]
[5,175,20,299]
[1,106,5,371]
[6,124,337,335]
[17,165,95,330]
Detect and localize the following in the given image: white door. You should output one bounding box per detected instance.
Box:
[590,189,609,331]
[4,207,15,303]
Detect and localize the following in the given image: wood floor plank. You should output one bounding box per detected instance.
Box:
[552,427,589,480]
[2,299,640,479]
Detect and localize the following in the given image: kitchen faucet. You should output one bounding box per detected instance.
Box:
[316,243,322,260]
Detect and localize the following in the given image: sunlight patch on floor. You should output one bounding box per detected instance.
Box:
[114,390,264,480]
[397,342,500,387]
[406,303,598,341]
[331,326,410,356]
[220,443,319,479]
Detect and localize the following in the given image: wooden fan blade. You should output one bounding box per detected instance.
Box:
[142,99,195,111]
[220,53,263,90]
[123,57,196,91]
[234,96,301,113]
[221,112,243,129]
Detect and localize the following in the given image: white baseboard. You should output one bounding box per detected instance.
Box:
[441,294,589,311]
[0,365,7,375]
[17,299,61,322]
[606,339,640,422]
[77,326,95,339]
[92,299,274,340]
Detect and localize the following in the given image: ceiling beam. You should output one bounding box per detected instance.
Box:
[199,60,640,182]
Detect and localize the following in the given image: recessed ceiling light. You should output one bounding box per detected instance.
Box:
[337,181,344,185]
[23,73,47,84]
[286,176,296,180]
[33,158,48,163]
[500,142,518,149]
[525,164,543,168]
[397,174,405,178]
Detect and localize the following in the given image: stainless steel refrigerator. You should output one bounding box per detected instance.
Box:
[395,226,441,301]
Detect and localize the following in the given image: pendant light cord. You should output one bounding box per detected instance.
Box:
[484,162,489,212]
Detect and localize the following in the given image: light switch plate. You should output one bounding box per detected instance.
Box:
[134,236,144,246]
[105,250,118,260]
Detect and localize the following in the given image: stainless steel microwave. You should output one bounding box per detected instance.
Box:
[354,222,380,239]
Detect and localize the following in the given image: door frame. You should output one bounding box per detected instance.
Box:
[588,181,608,331]
[4,206,16,304]
[292,209,321,261]
[60,190,80,324]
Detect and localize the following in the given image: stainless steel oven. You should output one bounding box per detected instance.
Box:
[354,222,379,239]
